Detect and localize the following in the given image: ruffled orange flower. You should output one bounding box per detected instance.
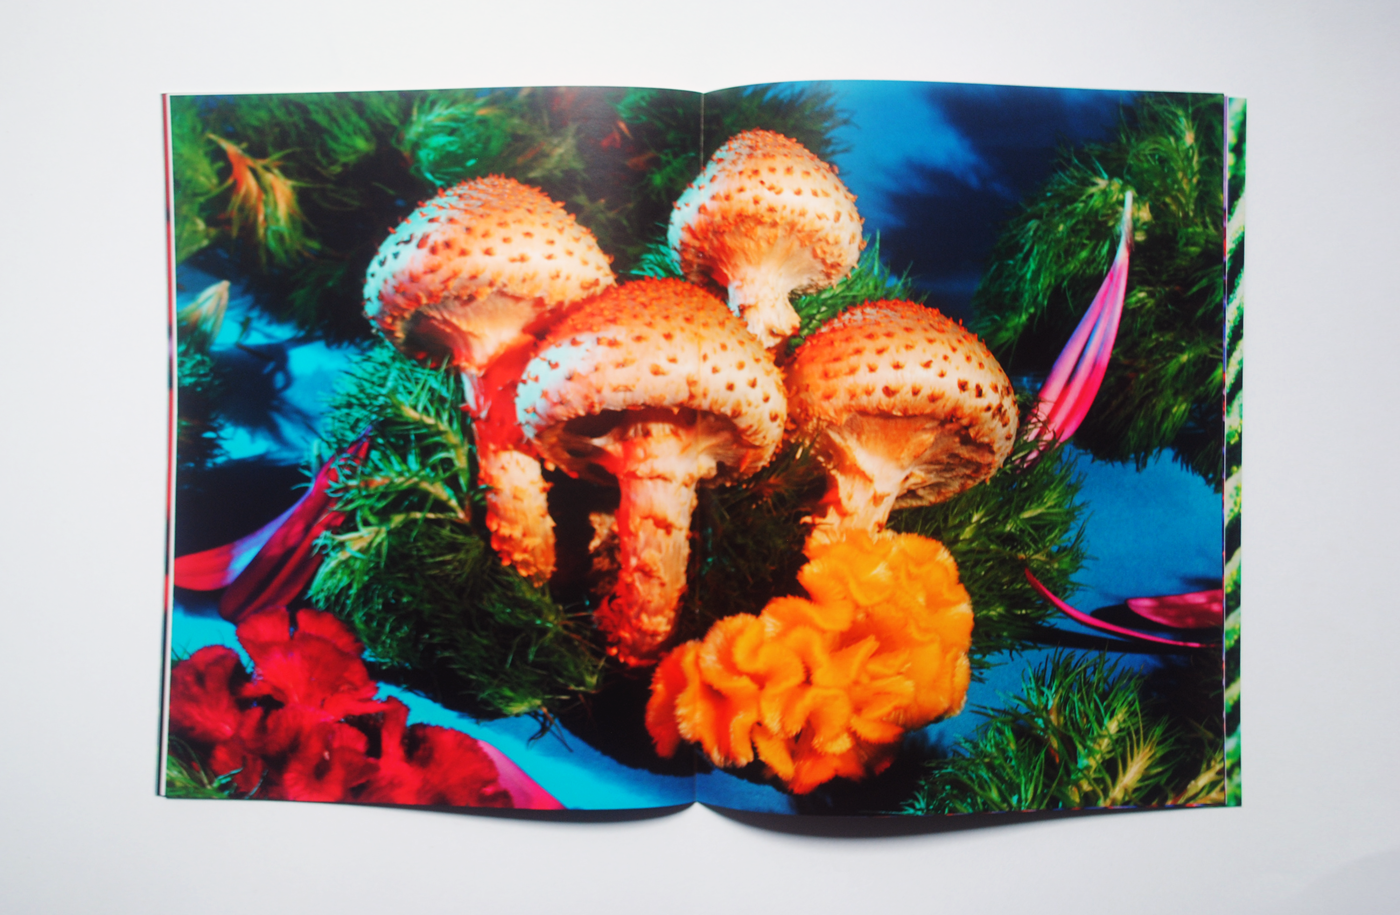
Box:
[647,530,972,794]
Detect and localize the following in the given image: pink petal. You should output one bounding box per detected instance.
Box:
[218,437,370,622]
[171,437,370,610]
[476,742,566,810]
[173,501,300,590]
[1030,192,1134,447]
[1024,569,1218,649]
[1127,590,1224,629]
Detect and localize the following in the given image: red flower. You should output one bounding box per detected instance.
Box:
[236,608,380,718]
[271,711,378,803]
[360,699,513,808]
[167,607,532,808]
[168,646,250,745]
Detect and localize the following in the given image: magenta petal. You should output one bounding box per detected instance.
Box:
[218,437,371,622]
[1024,569,1218,649]
[1046,256,1127,440]
[173,500,301,590]
[1030,193,1134,448]
[1127,590,1225,629]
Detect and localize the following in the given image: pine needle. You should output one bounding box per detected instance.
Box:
[902,652,1225,814]
[310,345,604,719]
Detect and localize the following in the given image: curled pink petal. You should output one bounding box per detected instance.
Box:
[1030,192,1133,448]
[1127,589,1224,629]
[1024,568,1218,649]
[172,437,370,615]
[173,501,299,590]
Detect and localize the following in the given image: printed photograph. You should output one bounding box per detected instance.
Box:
[163,81,1243,815]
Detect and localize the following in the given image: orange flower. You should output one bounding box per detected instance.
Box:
[647,530,973,794]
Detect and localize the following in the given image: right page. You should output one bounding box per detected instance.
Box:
[659,81,1234,815]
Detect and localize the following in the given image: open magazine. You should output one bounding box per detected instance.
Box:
[162,81,1244,816]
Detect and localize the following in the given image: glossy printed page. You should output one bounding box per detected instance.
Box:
[163,82,1233,817]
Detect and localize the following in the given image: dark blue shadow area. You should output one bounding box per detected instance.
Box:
[174,457,307,555]
[211,341,314,450]
[829,82,1131,320]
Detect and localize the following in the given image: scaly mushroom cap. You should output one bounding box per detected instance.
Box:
[668,129,863,349]
[362,177,613,585]
[364,175,614,377]
[516,278,787,665]
[786,301,1017,542]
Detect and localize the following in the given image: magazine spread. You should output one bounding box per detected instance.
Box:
[162,81,1243,815]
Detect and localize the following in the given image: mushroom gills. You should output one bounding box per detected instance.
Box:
[810,413,999,537]
[720,236,829,347]
[402,292,551,389]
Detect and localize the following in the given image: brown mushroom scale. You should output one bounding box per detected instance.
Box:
[668,129,864,350]
[363,176,614,583]
[516,278,786,665]
[786,301,1018,543]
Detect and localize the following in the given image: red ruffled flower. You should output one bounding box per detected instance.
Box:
[360,699,512,808]
[236,607,380,719]
[167,607,529,808]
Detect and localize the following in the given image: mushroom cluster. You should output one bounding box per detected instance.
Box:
[358,135,1019,796]
[785,300,1018,545]
[363,176,615,582]
[515,278,787,665]
[669,129,864,349]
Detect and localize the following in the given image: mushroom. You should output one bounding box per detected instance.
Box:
[668,129,864,349]
[363,176,614,582]
[515,278,787,665]
[785,301,1018,544]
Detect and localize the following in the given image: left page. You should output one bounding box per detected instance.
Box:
[162,86,704,811]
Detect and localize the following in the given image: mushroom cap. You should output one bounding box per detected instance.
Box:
[364,176,614,373]
[786,300,1018,506]
[515,278,786,479]
[667,130,863,345]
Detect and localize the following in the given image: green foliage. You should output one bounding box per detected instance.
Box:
[400,95,515,187]
[165,739,241,800]
[902,653,1225,814]
[1223,98,1246,806]
[790,237,921,346]
[891,428,1087,665]
[171,84,852,340]
[169,99,223,264]
[973,94,1226,484]
[629,236,685,280]
[310,345,604,719]
[700,83,850,163]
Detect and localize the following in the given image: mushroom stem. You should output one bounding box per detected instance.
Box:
[594,419,703,666]
[476,445,555,585]
[466,339,556,584]
[726,256,804,349]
